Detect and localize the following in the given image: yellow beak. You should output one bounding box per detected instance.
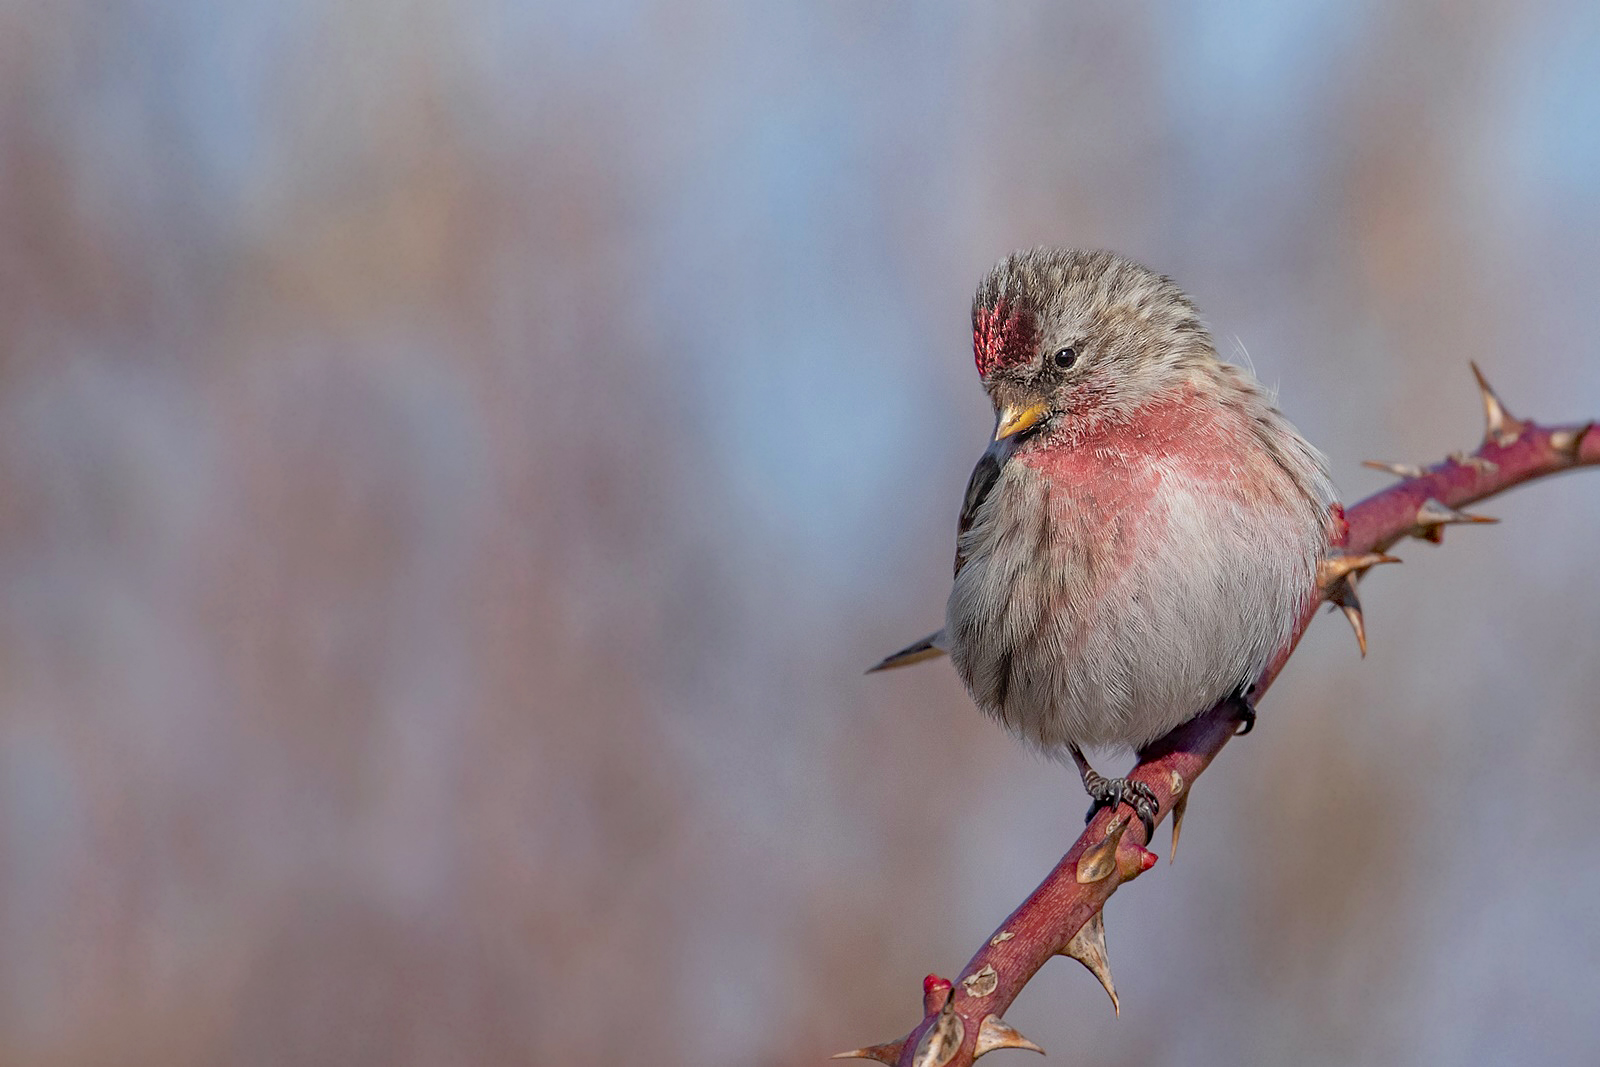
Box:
[994,401,1049,440]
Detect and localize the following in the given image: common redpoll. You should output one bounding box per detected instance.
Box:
[873,248,1336,835]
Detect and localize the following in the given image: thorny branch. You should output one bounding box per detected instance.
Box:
[837,365,1598,1067]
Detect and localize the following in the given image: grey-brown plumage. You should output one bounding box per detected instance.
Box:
[876,248,1337,828]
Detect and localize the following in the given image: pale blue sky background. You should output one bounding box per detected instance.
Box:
[1,2,1598,1065]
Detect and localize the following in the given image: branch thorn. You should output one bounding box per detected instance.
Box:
[1075,812,1130,883]
[974,1014,1045,1058]
[1326,579,1368,656]
[1413,498,1497,543]
[1060,910,1119,1016]
[1169,792,1189,862]
[1317,552,1400,591]
[1551,423,1593,462]
[1361,459,1424,480]
[1470,361,1524,446]
[832,1042,905,1064]
[1449,451,1500,474]
[910,984,965,1067]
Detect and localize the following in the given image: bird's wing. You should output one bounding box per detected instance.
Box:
[868,441,1010,675]
[954,442,1008,577]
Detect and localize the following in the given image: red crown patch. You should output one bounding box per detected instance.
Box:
[973,300,1035,378]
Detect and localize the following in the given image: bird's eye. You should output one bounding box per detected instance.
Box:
[1053,346,1078,369]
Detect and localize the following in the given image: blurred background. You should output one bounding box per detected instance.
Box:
[1,2,1598,1064]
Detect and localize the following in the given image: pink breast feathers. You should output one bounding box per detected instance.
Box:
[973,299,1036,378]
[1015,390,1263,573]
[1028,388,1261,492]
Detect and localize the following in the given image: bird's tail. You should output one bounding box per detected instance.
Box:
[866,630,948,673]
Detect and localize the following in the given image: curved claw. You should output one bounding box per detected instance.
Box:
[1232,692,1258,735]
[1084,778,1158,842]
[1131,797,1156,842]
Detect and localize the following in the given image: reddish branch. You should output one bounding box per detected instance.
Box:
[839,366,1597,1067]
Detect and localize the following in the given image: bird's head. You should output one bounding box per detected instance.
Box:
[971,248,1218,444]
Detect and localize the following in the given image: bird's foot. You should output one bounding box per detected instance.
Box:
[1081,771,1159,842]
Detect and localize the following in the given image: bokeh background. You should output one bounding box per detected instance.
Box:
[2,2,1598,1064]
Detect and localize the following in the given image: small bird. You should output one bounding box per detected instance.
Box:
[873,248,1336,836]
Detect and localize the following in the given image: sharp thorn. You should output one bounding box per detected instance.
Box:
[1470,361,1523,446]
[910,989,965,1067]
[1328,579,1367,656]
[974,1014,1045,1058]
[833,1042,905,1064]
[1362,459,1424,479]
[1169,792,1189,862]
[1076,812,1131,884]
[1061,910,1119,1016]
[1551,423,1593,462]
[1415,498,1498,532]
[1450,451,1500,474]
[1317,552,1401,590]
[1340,599,1368,657]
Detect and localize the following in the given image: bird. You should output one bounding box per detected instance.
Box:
[871,248,1336,837]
